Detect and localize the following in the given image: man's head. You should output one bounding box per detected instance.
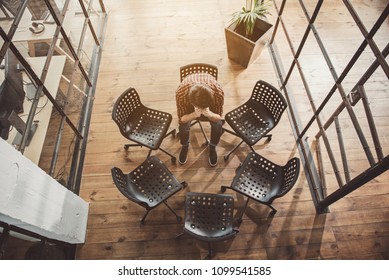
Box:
[188,84,213,109]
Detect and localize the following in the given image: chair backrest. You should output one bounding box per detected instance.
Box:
[231,152,300,204]
[111,156,183,208]
[180,63,218,82]
[184,192,234,241]
[112,88,143,134]
[280,157,300,196]
[111,166,143,205]
[129,156,182,206]
[250,80,287,124]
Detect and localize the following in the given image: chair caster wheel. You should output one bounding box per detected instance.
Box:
[176,216,182,222]
[171,157,177,163]
[139,219,145,225]
[124,145,129,150]
[224,155,229,161]
[221,186,227,193]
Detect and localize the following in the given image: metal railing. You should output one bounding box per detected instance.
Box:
[268,0,389,212]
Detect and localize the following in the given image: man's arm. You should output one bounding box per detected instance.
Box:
[180,107,202,124]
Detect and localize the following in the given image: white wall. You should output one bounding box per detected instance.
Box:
[0,139,89,244]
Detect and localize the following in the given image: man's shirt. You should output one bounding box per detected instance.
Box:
[176,73,224,124]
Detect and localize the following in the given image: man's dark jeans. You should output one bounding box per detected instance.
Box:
[179,120,223,147]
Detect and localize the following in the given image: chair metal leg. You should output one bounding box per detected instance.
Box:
[238,198,250,224]
[140,209,151,225]
[224,140,244,161]
[222,127,238,137]
[204,242,213,259]
[197,121,209,145]
[158,147,177,163]
[220,186,231,193]
[163,201,182,222]
[164,128,176,138]
[265,134,272,142]
[268,204,277,213]
[124,143,142,150]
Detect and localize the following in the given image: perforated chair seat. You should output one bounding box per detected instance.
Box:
[123,107,172,150]
[177,192,238,258]
[222,152,300,221]
[111,156,186,224]
[112,88,176,162]
[223,80,287,160]
[225,103,274,145]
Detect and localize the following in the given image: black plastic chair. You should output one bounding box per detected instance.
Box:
[221,152,300,222]
[112,87,176,162]
[179,63,218,145]
[223,80,287,160]
[176,192,239,259]
[111,156,186,224]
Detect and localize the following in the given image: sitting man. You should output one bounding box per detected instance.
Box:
[176,72,224,166]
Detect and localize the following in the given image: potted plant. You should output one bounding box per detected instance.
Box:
[225,0,273,68]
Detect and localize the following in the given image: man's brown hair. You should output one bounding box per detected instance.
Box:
[188,84,213,108]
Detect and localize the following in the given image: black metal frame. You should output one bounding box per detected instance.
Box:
[268,0,389,212]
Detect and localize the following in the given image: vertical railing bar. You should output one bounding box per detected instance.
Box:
[334,116,350,183]
[315,138,327,198]
[300,0,376,167]
[273,0,344,187]
[358,85,384,161]
[342,0,389,78]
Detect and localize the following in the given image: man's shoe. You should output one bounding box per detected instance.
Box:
[179,145,189,165]
[209,146,218,167]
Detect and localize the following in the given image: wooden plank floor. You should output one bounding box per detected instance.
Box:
[75,0,389,259]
